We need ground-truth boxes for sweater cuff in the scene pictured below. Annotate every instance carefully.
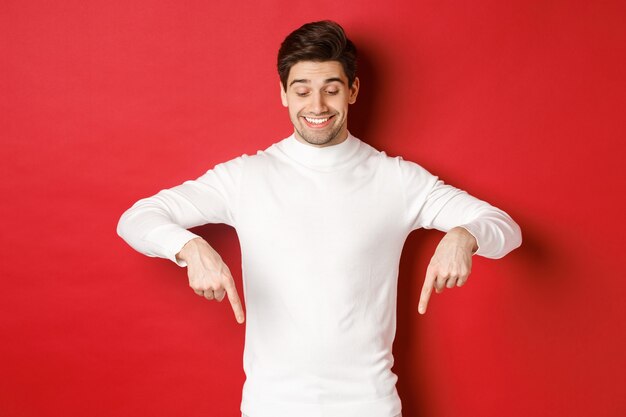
[143,224,199,267]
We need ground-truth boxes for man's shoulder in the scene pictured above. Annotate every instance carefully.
[208,136,289,170]
[354,138,439,187]
[356,138,425,168]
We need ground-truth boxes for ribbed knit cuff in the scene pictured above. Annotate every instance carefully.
[144,224,199,267]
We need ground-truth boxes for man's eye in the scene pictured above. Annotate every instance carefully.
[326,90,339,95]
[295,91,309,97]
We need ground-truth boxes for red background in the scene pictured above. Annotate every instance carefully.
[2,1,625,416]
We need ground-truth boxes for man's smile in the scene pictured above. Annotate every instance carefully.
[301,115,335,128]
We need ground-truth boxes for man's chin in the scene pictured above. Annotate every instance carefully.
[301,135,334,146]
[295,126,344,147]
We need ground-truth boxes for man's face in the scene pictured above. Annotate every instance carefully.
[281,60,359,147]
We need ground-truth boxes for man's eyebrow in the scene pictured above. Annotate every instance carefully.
[289,79,309,87]
[288,77,346,87]
[324,77,345,85]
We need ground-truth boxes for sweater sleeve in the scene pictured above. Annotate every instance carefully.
[116,155,245,266]
[398,157,522,259]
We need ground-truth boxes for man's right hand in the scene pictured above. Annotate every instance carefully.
[176,237,245,324]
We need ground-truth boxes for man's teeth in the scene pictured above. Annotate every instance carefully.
[305,117,329,124]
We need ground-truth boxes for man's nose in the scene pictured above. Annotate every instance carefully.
[309,92,328,114]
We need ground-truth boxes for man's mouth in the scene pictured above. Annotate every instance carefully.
[302,115,334,128]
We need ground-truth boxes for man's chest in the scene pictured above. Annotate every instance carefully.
[235,167,408,260]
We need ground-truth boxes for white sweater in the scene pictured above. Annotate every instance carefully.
[117,132,521,417]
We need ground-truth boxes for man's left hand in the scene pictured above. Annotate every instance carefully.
[418,227,478,314]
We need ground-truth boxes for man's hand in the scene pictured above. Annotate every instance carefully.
[176,237,245,324]
[418,227,478,315]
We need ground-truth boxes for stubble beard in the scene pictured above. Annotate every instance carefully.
[294,114,346,147]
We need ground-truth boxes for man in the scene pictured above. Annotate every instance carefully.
[117,20,521,417]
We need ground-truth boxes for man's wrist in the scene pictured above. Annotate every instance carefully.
[176,237,204,263]
[448,226,478,254]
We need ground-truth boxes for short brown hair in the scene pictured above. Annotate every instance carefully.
[277,20,357,91]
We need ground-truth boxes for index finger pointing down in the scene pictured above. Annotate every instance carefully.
[223,278,245,324]
[418,268,436,315]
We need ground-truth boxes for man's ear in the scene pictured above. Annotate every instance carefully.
[280,82,288,107]
[348,77,360,105]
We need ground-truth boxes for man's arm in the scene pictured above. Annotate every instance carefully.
[117,158,243,264]
[117,157,246,323]
[398,158,522,314]
[417,183,522,314]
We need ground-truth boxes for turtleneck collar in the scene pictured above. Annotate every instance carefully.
[277,131,361,171]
